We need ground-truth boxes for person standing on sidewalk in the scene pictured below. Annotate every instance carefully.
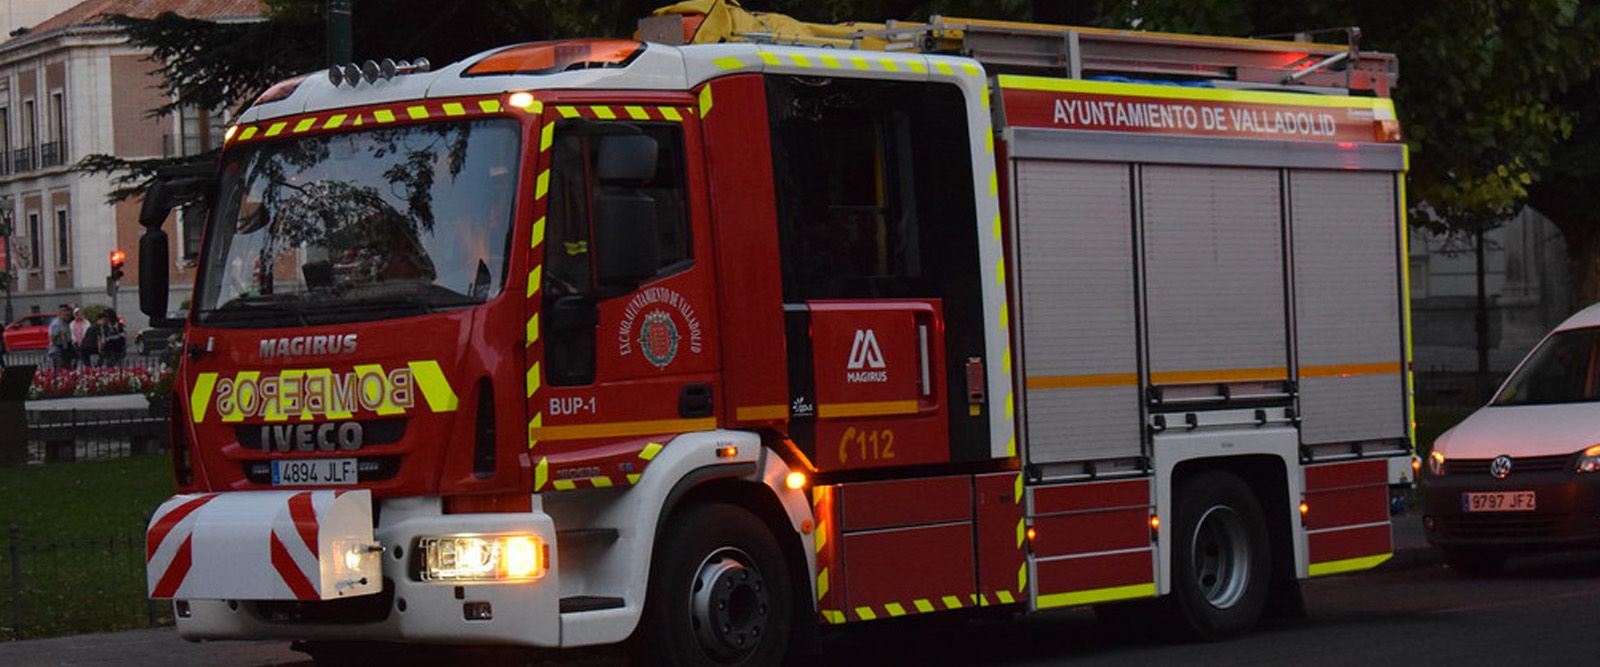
[69,308,90,368]
[95,310,127,368]
[47,304,75,369]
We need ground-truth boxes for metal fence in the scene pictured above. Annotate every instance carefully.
[1,350,166,372]
[20,409,168,465]
[2,524,169,641]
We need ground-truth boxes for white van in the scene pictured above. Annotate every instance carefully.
[1422,303,1600,574]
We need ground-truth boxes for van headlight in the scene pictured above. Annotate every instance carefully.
[1578,445,1600,474]
[418,534,547,582]
[1427,451,1447,476]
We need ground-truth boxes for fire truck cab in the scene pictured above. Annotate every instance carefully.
[139,2,1414,663]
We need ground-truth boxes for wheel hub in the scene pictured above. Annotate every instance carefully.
[690,547,770,661]
[1190,505,1250,609]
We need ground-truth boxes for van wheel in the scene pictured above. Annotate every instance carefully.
[1164,471,1271,641]
[635,503,792,666]
[1442,547,1508,577]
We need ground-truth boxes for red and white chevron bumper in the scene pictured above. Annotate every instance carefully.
[147,490,381,601]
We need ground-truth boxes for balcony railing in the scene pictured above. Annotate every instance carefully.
[11,147,34,173]
[39,141,64,168]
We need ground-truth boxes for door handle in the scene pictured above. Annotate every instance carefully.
[679,384,714,418]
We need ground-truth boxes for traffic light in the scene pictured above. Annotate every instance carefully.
[109,249,126,282]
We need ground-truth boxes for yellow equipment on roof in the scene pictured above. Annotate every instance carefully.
[649,0,900,48]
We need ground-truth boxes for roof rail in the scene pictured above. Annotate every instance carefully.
[643,1,1396,97]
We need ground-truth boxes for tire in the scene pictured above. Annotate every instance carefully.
[1442,547,1509,577]
[634,503,793,666]
[1163,470,1272,641]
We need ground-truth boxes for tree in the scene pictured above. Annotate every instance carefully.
[1095,0,1600,238]
[1529,73,1600,306]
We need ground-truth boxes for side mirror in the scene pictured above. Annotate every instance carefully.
[137,164,213,327]
[139,227,171,322]
[595,134,658,181]
[593,191,659,287]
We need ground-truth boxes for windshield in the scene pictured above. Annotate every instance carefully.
[1493,326,1600,406]
[196,118,521,326]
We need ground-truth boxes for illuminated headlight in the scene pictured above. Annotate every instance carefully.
[1577,445,1600,474]
[418,534,547,582]
[1427,451,1447,476]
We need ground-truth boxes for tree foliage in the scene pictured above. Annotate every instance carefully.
[1094,0,1600,234]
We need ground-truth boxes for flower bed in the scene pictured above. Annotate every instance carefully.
[28,367,167,400]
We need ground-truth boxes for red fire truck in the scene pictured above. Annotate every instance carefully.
[139,1,1415,663]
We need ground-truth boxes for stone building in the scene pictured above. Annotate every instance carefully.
[0,0,261,331]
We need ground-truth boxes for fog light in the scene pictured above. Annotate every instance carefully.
[419,534,547,582]
[463,601,493,620]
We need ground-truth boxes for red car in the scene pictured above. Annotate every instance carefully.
[3,313,55,352]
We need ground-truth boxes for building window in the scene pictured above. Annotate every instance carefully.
[43,91,65,167]
[54,208,69,267]
[21,99,33,148]
[0,107,10,176]
[27,212,40,269]
[179,204,204,260]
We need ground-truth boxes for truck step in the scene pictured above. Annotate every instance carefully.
[560,596,625,613]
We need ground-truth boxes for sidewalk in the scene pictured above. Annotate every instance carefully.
[0,627,305,667]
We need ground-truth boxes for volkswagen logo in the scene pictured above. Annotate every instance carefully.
[1489,455,1513,479]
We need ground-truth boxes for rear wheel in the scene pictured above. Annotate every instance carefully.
[1442,547,1509,577]
[635,503,793,666]
[1164,471,1271,641]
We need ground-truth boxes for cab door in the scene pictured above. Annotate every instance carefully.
[524,98,720,489]
[765,76,990,472]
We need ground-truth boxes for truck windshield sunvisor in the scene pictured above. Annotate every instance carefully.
[1493,326,1600,406]
[196,118,521,327]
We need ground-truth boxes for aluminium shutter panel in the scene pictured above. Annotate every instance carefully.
[1015,160,1143,463]
[1140,165,1288,381]
[1290,170,1406,444]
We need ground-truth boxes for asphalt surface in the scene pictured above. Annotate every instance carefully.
[4,548,1598,666]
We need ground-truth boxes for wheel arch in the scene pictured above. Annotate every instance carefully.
[1168,453,1303,616]
[640,445,819,654]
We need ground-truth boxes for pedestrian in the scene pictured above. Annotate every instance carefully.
[81,313,103,368]
[47,304,74,369]
[96,310,127,368]
[69,307,90,367]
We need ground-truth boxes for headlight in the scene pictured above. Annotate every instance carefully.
[418,534,547,582]
[1577,444,1600,474]
[1427,450,1446,476]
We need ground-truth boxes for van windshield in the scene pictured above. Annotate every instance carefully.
[1493,326,1600,406]
[195,119,520,327]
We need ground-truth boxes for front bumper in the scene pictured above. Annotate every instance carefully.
[1421,472,1600,550]
[171,496,562,647]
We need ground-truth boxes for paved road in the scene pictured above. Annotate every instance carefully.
[4,550,1597,666]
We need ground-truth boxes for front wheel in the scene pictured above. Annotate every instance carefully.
[1164,470,1272,641]
[635,503,793,666]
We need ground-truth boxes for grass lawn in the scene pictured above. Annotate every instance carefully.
[0,455,177,641]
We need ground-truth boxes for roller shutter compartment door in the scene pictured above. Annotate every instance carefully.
[1141,165,1287,383]
[1290,170,1406,445]
[1015,160,1142,464]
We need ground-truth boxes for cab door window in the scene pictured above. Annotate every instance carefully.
[543,120,691,386]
